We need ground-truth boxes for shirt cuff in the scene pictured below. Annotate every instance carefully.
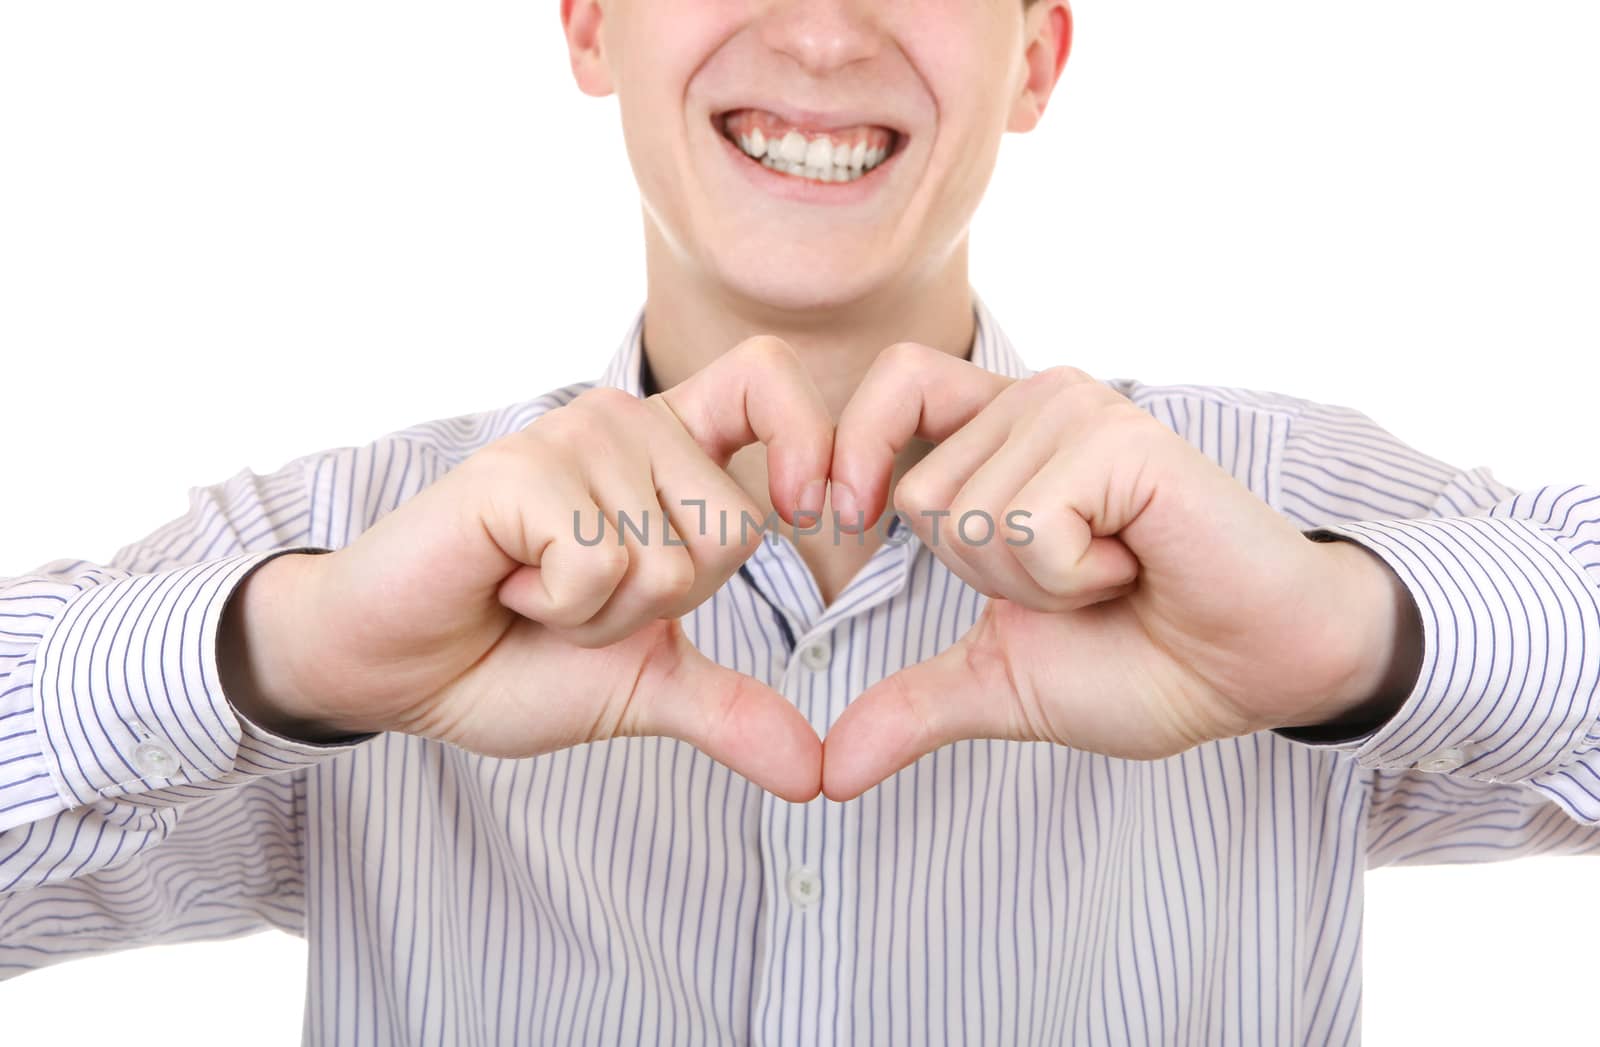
[30,547,369,810]
[1276,517,1600,784]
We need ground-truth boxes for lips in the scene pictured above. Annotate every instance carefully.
[714,107,905,167]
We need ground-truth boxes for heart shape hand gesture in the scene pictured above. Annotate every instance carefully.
[224,337,1414,804]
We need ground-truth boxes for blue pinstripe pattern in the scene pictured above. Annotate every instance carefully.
[2,294,1598,1044]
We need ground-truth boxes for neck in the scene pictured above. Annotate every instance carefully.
[639,230,977,419]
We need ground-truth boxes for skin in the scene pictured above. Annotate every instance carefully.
[220,0,1422,803]
[821,346,1420,799]
[221,340,838,802]
[561,0,1072,599]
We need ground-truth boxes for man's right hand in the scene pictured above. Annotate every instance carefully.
[220,337,833,801]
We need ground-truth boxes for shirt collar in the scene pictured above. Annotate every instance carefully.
[595,290,1033,398]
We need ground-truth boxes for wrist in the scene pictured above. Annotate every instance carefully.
[1279,536,1424,732]
[218,551,361,743]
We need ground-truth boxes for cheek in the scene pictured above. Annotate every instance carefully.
[608,42,708,210]
[916,83,1011,233]
[897,12,1018,157]
[607,0,729,108]
[915,28,1011,199]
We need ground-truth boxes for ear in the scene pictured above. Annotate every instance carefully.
[1007,0,1073,134]
[561,0,614,97]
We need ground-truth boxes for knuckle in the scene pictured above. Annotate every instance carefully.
[1028,364,1093,395]
[473,432,522,468]
[950,501,990,537]
[736,335,799,372]
[1041,376,1142,434]
[1097,399,1153,434]
[641,391,685,431]
[552,394,648,452]
[471,431,547,482]
[553,541,628,598]
[531,547,628,628]
[1001,496,1039,526]
[894,471,939,514]
[637,550,696,603]
[578,385,643,414]
[1057,363,1096,384]
[1024,366,1069,393]
[579,388,649,435]
[879,340,929,372]
[586,541,632,585]
[536,404,608,450]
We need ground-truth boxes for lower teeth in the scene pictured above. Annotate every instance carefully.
[756,154,872,183]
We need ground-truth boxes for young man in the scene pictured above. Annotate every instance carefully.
[3,0,1598,1043]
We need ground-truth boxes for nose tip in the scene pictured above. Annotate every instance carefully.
[758,0,880,77]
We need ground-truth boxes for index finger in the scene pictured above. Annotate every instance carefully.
[830,342,1014,531]
[654,336,834,526]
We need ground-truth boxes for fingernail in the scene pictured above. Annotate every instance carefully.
[798,479,827,519]
[831,481,862,532]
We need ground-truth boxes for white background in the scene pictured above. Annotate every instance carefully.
[1,0,1596,1042]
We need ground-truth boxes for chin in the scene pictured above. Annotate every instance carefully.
[707,247,893,316]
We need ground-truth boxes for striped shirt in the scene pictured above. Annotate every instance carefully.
[3,294,1600,1045]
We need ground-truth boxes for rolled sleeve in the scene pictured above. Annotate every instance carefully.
[1291,515,1600,793]
[29,546,365,811]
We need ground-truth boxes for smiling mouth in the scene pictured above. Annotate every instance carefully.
[716,109,903,185]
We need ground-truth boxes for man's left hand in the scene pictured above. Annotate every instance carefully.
[821,344,1422,801]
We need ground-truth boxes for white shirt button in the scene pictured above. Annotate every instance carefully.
[798,639,832,672]
[786,864,821,909]
[133,740,180,777]
[1416,747,1467,773]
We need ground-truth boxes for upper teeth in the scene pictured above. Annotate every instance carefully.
[733,128,889,182]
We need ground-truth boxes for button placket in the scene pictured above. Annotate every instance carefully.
[786,864,822,910]
[798,637,832,672]
[743,517,918,1040]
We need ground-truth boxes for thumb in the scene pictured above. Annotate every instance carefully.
[626,626,822,803]
[822,629,1015,802]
